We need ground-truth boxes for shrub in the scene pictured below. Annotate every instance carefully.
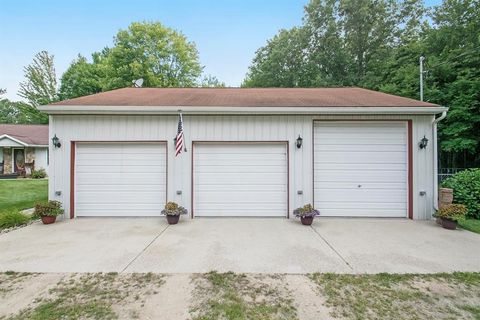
[293,203,320,218]
[161,201,187,216]
[31,169,47,179]
[0,211,30,230]
[442,169,480,219]
[34,200,64,217]
[436,204,468,221]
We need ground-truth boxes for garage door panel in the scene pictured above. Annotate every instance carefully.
[195,209,284,217]
[194,143,287,217]
[195,153,285,162]
[75,192,165,203]
[77,154,166,165]
[314,181,406,190]
[197,184,286,192]
[316,189,407,202]
[196,173,285,185]
[77,144,166,153]
[314,144,406,152]
[315,208,407,217]
[314,163,406,171]
[77,173,166,185]
[315,152,406,164]
[195,165,286,173]
[77,183,165,190]
[315,170,406,182]
[314,122,407,218]
[314,201,407,210]
[76,165,166,173]
[75,143,167,217]
[195,191,286,203]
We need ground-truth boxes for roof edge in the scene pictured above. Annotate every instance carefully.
[39,105,448,115]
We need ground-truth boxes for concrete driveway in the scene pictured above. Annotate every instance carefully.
[0,218,479,273]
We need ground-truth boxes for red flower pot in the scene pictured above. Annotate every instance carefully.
[300,216,314,226]
[41,216,57,225]
[166,215,180,225]
[441,218,457,230]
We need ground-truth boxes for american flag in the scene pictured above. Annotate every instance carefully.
[175,113,185,156]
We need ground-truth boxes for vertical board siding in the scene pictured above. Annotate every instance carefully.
[50,114,436,220]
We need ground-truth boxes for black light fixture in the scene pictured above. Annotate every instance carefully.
[52,134,61,148]
[419,135,428,149]
[296,135,303,149]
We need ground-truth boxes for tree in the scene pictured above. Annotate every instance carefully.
[59,22,209,99]
[199,75,226,87]
[59,53,105,100]
[0,89,39,124]
[19,51,58,107]
[102,22,202,90]
[244,0,427,87]
[243,27,308,87]
[425,0,480,167]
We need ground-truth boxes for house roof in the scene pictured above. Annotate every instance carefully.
[48,87,440,108]
[0,124,49,146]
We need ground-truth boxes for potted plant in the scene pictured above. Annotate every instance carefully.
[432,212,442,225]
[436,204,467,230]
[161,201,188,225]
[293,204,320,226]
[34,201,64,225]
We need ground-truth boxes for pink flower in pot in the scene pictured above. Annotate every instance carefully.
[161,201,188,225]
[293,204,320,226]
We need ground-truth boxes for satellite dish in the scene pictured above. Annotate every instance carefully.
[132,78,144,88]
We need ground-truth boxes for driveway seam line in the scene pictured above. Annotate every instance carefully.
[309,226,353,270]
[120,224,170,273]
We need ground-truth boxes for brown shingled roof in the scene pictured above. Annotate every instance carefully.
[0,124,49,146]
[49,87,439,108]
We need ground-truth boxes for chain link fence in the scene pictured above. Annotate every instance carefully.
[438,168,467,183]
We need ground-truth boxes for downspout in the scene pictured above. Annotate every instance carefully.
[433,110,447,211]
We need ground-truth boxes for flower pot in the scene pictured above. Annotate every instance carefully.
[41,216,56,225]
[300,216,314,226]
[436,217,442,225]
[166,215,180,225]
[441,218,457,230]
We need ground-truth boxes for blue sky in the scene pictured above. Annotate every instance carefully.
[0,0,441,100]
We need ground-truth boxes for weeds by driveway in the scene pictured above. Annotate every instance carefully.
[1,271,479,319]
[310,272,480,320]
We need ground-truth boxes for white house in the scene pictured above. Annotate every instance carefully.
[39,87,447,220]
[0,124,49,176]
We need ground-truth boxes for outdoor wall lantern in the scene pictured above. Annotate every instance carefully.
[52,134,61,148]
[419,135,429,149]
[296,135,303,149]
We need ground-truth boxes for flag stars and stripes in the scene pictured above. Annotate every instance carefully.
[175,113,185,156]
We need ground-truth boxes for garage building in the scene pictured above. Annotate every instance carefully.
[40,87,447,219]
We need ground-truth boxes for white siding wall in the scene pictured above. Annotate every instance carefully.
[34,148,48,173]
[49,114,436,220]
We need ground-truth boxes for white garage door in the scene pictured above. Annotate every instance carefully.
[75,142,167,217]
[194,143,288,217]
[314,122,408,217]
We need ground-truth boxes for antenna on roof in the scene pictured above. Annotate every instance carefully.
[132,78,144,88]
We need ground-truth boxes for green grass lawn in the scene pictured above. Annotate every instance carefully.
[459,218,480,234]
[0,179,48,213]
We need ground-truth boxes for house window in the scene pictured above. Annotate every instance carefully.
[0,147,3,163]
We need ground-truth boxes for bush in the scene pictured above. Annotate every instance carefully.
[0,211,30,230]
[34,200,64,217]
[31,169,47,179]
[436,204,467,221]
[442,169,480,219]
